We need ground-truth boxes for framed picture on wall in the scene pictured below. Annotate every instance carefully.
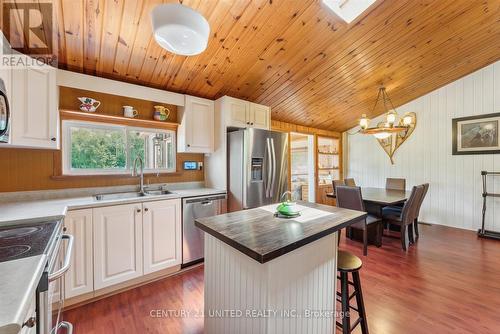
[452,112,500,155]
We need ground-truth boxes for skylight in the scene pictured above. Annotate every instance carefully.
[322,0,376,23]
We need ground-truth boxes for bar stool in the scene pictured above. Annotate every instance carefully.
[336,250,369,334]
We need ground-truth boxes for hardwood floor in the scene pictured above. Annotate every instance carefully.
[64,224,500,333]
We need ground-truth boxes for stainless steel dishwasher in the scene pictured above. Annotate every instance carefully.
[182,193,227,266]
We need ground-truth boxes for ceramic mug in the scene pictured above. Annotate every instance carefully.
[123,106,138,118]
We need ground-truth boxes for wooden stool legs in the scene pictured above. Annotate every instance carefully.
[352,271,369,334]
[340,271,351,333]
[337,271,369,334]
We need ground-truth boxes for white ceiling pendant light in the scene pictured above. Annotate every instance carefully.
[151,3,210,56]
[322,0,376,23]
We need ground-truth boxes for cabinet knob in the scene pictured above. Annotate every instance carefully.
[250,122,254,125]
[246,122,249,125]
[23,317,36,328]
[187,144,191,147]
[51,137,56,141]
[144,208,149,212]
[136,209,141,213]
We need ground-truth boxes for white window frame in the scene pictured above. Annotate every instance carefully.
[62,120,176,175]
[126,126,177,174]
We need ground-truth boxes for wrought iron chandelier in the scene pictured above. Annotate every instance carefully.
[358,87,416,139]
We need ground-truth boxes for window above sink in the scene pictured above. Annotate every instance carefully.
[62,120,176,175]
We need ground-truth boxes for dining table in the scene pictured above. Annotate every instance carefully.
[327,187,412,244]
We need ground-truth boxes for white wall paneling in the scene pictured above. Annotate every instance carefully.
[346,61,500,231]
[204,233,337,334]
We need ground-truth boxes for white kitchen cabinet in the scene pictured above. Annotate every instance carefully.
[225,96,249,128]
[177,95,214,153]
[10,56,58,149]
[249,102,270,129]
[64,209,93,298]
[222,96,270,130]
[93,203,143,290]
[142,199,182,274]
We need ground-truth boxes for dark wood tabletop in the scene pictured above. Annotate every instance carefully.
[327,187,411,206]
[195,201,367,264]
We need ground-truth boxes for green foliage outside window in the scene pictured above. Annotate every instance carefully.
[70,127,126,169]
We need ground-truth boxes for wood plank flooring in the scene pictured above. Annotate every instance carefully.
[64,224,500,333]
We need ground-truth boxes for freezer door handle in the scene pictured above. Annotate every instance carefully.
[270,138,277,196]
[265,138,272,198]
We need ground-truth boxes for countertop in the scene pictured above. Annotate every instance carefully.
[0,255,46,334]
[0,185,225,334]
[195,201,366,263]
[0,187,225,226]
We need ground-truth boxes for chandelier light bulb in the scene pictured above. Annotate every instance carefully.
[403,114,412,126]
[386,110,396,124]
[359,114,369,129]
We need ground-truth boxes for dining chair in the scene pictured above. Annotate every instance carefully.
[336,186,382,256]
[332,179,345,196]
[386,178,406,191]
[344,178,357,187]
[413,183,429,239]
[382,185,424,251]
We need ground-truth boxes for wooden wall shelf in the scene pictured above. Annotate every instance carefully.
[60,109,179,131]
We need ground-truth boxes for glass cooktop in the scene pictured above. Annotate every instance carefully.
[0,221,59,263]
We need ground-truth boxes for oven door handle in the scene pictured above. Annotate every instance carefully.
[49,234,74,282]
[56,321,73,334]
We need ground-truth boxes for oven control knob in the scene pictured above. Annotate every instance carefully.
[23,317,36,328]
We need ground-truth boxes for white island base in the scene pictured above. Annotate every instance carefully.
[203,233,338,334]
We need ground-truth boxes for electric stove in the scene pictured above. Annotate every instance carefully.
[0,221,60,263]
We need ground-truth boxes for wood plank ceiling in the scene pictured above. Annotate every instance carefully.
[44,1,500,131]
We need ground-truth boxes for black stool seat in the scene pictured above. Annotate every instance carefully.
[337,250,369,334]
[338,250,362,272]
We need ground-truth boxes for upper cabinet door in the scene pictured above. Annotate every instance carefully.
[142,199,182,274]
[178,95,214,153]
[64,209,93,299]
[226,97,249,128]
[93,203,143,290]
[249,103,270,130]
[11,60,58,149]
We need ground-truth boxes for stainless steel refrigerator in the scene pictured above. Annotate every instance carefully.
[227,128,289,211]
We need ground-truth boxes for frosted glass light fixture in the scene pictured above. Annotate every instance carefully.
[322,0,377,23]
[151,4,210,56]
[373,132,391,140]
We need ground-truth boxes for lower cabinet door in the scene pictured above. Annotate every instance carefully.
[143,199,182,274]
[64,209,93,298]
[93,203,143,290]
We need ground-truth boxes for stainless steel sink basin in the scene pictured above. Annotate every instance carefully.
[144,189,173,196]
[94,192,148,201]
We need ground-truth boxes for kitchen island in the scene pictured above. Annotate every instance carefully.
[195,201,366,334]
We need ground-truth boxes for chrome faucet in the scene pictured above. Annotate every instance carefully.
[132,156,145,194]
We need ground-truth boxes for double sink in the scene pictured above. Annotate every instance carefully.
[94,189,174,201]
